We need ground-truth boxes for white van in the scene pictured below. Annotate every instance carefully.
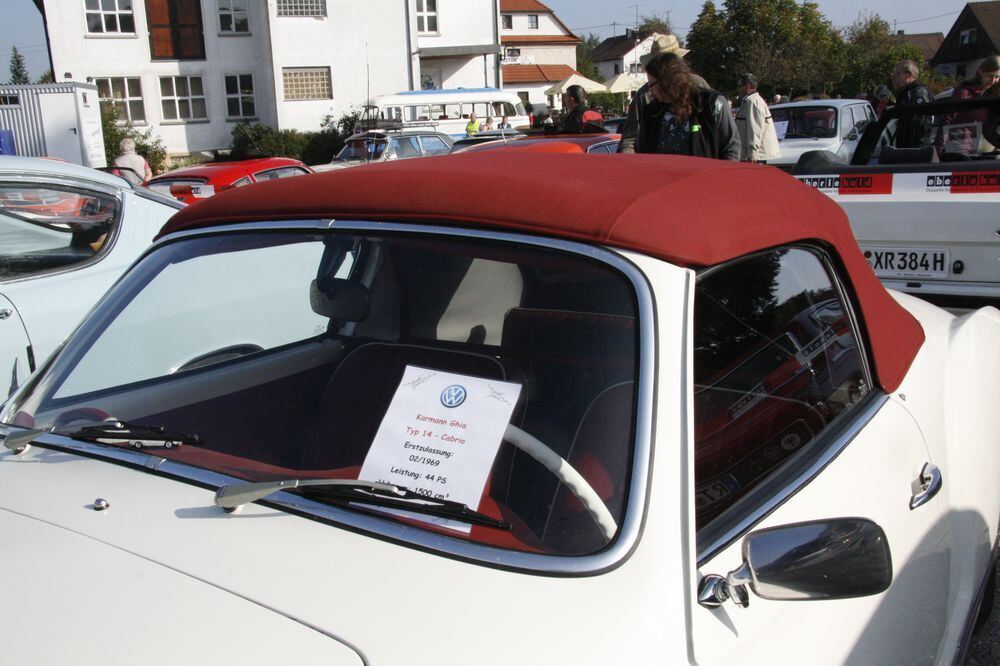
[366,88,530,138]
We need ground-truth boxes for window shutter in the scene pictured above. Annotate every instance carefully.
[146,0,205,60]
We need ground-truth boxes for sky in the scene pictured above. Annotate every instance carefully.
[0,0,971,80]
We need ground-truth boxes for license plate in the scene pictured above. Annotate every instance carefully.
[861,247,950,279]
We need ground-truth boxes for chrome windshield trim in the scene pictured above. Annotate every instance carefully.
[696,391,889,565]
[31,220,658,577]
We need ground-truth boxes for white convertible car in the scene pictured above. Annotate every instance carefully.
[1,153,998,664]
[0,157,182,398]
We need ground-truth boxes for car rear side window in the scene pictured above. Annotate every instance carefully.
[693,246,870,531]
[0,184,119,280]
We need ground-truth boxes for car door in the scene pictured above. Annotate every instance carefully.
[688,246,952,665]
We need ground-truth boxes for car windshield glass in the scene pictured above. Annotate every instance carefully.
[5,230,640,557]
[0,185,119,280]
[772,106,838,139]
[336,138,387,161]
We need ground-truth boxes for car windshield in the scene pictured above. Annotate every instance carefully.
[5,230,639,557]
[0,185,119,280]
[336,138,388,161]
[772,106,838,139]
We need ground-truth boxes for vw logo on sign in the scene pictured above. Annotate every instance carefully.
[441,385,467,408]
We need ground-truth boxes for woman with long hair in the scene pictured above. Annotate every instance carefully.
[618,52,739,160]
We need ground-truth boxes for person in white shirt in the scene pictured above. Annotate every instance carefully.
[735,73,780,164]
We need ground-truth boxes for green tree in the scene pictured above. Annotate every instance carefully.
[35,69,54,84]
[576,33,604,82]
[8,46,29,84]
[638,14,672,35]
[687,0,845,96]
[840,13,925,98]
[101,104,167,175]
[686,1,729,88]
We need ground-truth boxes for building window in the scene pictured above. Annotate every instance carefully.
[282,67,332,100]
[225,74,255,117]
[85,0,136,34]
[501,14,512,30]
[219,0,249,32]
[276,0,327,17]
[147,0,206,60]
[159,75,207,120]
[0,95,20,106]
[614,63,622,74]
[416,0,438,33]
[95,76,145,122]
[528,14,538,29]
[957,64,967,79]
[960,28,977,45]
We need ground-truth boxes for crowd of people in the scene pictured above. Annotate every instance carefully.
[502,33,1000,164]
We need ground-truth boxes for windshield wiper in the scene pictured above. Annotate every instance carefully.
[214,478,511,531]
[62,421,200,450]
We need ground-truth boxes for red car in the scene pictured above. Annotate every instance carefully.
[145,157,313,205]
[453,132,621,155]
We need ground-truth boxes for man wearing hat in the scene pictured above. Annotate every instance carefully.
[618,33,710,153]
[734,73,779,163]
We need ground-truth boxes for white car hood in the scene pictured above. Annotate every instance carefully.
[310,160,369,173]
[0,443,648,665]
[0,507,363,665]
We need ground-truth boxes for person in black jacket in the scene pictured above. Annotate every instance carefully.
[559,85,589,133]
[617,52,739,160]
[890,59,933,148]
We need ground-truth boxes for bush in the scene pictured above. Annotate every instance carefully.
[100,104,167,174]
[231,109,361,166]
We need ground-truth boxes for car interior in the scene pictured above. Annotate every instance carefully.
[19,231,640,557]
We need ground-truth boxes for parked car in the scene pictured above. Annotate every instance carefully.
[793,95,1000,310]
[146,156,312,204]
[2,152,999,665]
[768,98,876,171]
[452,132,621,154]
[448,128,524,152]
[312,129,454,172]
[602,116,627,134]
[0,156,182,400]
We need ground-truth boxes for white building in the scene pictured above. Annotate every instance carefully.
[590,30,658,82]
[497,0,580,111]
[416,0,501,90]
[39,0,500,158]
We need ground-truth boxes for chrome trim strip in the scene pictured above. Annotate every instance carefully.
[696,392,889,565]
[31,220,658,576]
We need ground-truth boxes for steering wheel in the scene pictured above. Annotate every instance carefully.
[502,424,617,541]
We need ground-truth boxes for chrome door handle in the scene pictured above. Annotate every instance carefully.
[0,309,11,320]
[910,462,942,510]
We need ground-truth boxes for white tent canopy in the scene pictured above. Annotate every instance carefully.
[604,73,645,94]
[544,73,608,96]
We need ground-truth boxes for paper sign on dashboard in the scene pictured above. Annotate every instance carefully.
[359,365,522,533]
[774,120,789,141]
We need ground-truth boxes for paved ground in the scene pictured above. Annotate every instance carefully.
[966,566,1000,664]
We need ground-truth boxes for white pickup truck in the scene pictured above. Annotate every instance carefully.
[793,95,1000,310]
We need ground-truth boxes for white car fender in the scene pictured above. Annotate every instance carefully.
[943,305,1000,525]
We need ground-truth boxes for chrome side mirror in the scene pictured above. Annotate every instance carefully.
[698,518,892,609]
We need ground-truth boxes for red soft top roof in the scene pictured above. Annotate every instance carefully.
[160,152,923,392]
